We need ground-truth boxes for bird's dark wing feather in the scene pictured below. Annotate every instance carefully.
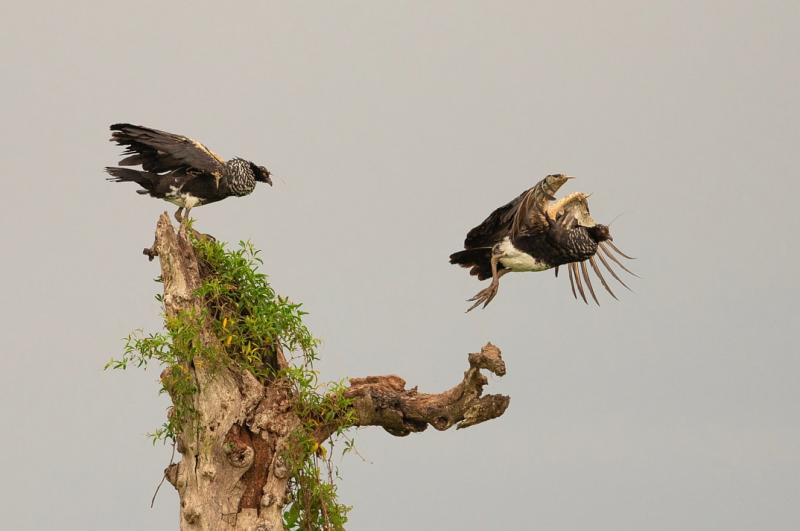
[464,174,571,248]
[463,190,527,248]
[110,123,225,176]
[510,175,570,239]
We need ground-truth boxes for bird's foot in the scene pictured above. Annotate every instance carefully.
[466,281,500,312]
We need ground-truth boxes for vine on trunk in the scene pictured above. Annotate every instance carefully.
[107,233,352,530]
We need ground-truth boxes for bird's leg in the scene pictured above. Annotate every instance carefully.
[177,207,192,231]
[466,252,508,312]
[174,207,184,223]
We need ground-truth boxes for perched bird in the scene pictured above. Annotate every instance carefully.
[449,174,636,311]
[106,123,272,222]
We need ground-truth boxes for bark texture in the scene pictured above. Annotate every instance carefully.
[149,214,510,531]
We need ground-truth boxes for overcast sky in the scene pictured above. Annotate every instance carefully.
[1,1,798,530]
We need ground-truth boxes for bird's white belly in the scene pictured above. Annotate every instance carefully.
[498,237,551,272]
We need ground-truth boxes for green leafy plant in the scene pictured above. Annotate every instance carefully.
[106,236,355,530]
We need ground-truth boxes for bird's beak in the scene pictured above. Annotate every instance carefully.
[565,175,575,180]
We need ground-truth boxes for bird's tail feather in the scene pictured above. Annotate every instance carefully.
[449,248,494,280]
[105,166,158,192]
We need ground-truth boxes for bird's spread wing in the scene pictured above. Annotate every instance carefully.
[509,174,572,239]
[463,191,526,248]
[547,192,597,230]
[110,123,225,176]
[464,174,572,248]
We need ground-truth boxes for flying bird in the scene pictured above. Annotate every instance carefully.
[449,174,636,311]
[106,123,272,222]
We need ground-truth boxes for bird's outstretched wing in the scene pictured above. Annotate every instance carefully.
[464,174,572,248]
[463,190,526,248]
[547,192,597,230]
[110,123,225,176]
[509,174,573,239]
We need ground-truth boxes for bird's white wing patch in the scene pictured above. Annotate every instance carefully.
[165,193,202,208]
[181,194,202,208]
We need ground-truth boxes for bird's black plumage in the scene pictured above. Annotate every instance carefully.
[106,123,272,221]
[450,174,635,311]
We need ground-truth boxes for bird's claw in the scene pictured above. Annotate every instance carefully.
[466,282,499,312]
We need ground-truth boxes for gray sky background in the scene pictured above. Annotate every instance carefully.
[1,1,798,530]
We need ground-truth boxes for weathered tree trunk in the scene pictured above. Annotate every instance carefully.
[148,214,510,531]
